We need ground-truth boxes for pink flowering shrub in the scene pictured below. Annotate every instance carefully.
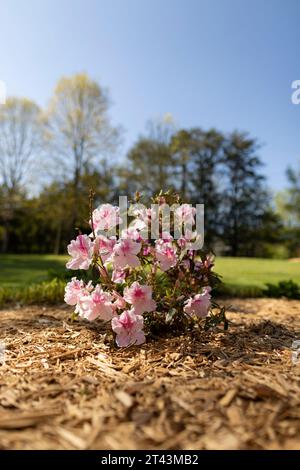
[64,191,226,348]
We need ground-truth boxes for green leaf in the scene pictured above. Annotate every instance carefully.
[166,308,177,323]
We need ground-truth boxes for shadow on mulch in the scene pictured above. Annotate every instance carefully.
[214,320,298,363]
[132,319,299,366]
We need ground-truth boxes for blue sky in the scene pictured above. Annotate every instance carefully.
[1,0,300,191]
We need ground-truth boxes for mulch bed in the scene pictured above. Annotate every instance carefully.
[0,298,300,450]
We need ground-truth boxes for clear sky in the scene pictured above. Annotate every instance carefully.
[1,0,300,191]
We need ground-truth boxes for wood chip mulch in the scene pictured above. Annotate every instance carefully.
[0,298,299,450]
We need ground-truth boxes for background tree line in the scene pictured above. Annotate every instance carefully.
[0,73,299,257]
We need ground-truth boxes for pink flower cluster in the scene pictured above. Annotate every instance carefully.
[183,287,211,317]
[65,278,155,347]
[65,200,214,348]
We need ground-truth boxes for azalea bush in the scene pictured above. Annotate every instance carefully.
[64,191,227,347]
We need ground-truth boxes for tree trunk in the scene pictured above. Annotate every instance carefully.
[54,221,62,254]
[69,166,80,239]
[231,216,239,256]
[1,220,9,253]
[181,162,187,199]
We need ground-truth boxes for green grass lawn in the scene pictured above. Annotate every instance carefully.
[0,254,68,288]
[215,257,300,289]
[0,254,299,291]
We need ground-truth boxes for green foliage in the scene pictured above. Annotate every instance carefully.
[171,128,224,246]
[258,243,290,260]
[0,73,298,258]
[285,164,300,226]
[0,166,118,254]
[273,163,300,258]
[263,280,300,300]
[21,278,66,304]
[2,255,300,303]
[120,118,175,198]
[220,132,273,256]
[215,283,264,298]
[0,279,65,307]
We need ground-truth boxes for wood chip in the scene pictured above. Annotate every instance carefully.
[0,299,300,449]
[114,390,133,408]
[219,389,237,407]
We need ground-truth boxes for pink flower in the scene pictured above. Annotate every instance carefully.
[94,235,116,264]
[143,245,151,256]
[183,287,211,318]
[160,231,173,243]
[66,235,93,270]
[64,277,93,305]
[91,204,121,233]
[177,229,196,249]
[111,310,145,347]
[123,281,156,315]
[111,238,141,269]
[175,204,196,226]
[112,294,127,310]
[154,232,173,249]
[121,227,143,242]
[131,207,157,231]
[80,285,114,321]
[112,268,126,284]
[155,242,177,271]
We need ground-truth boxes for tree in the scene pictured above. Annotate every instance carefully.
[0,97,42,252]
[122,116,175,198]
[220,131,270,256]
[3,162,117,255]
[275,163,300,257]
[45,73,120,235]
[171,128,224,246]
[284,163,300,225]
[36,163,117,254]
[170,129,192,199]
